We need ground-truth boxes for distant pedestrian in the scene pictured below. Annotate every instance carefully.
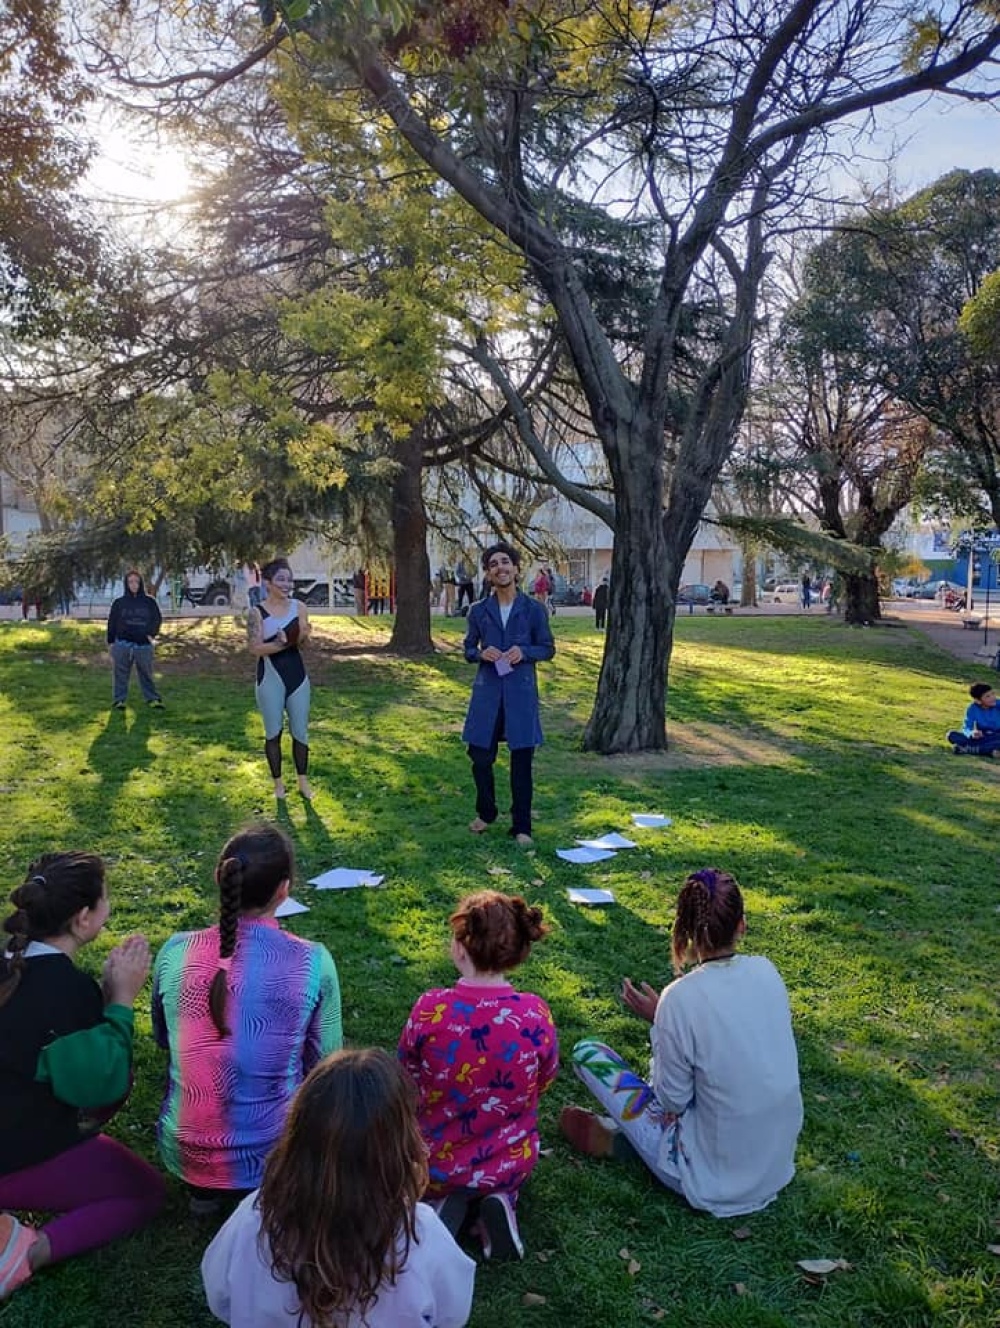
[455,558,475,612]
[352,568,366,616]
[107,571,163,709]
[800,574,812,610]
[593,574,609,630]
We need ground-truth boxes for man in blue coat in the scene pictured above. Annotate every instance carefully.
[462,542,555,845]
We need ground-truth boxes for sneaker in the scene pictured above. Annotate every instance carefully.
[430,1192,470,1239]
[112,700,126,710]
[0,1214,37,1298]
[148,699,165,709]
[559,1105,633,1160]
[477,1192,524,1261]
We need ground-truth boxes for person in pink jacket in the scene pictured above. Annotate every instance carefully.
[398,890,558,1261]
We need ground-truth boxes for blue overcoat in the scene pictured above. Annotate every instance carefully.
[461,591,555,750]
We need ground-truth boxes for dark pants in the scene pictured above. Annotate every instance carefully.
[468,707,535,836]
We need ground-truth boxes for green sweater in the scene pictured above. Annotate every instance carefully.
[0,950,135,1173]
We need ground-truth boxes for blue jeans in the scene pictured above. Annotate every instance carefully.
[111,641,160,703]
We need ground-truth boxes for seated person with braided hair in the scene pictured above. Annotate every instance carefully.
[152,823,342,1215]
[560,868,802,1218]
[0,853,164,1301]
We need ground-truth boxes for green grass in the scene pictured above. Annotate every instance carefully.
[0,612,997,1327]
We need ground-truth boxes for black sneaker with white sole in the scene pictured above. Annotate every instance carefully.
[477,1192,524,1261]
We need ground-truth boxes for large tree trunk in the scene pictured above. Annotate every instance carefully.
[843,571,882,625]
[387,427,433,656]
[583,429,671,752]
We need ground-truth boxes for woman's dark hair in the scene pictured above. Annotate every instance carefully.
[970,682,994,700]
[451,890,549,973]
[481,541,520,571]
[258,1048,427,1326]
[671,868,744,973]
[209,823,293,1036]
[261,557,292,584]
[0,852,106,1008]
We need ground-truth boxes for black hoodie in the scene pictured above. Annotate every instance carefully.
[107,573,162,645]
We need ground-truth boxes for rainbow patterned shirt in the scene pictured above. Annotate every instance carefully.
[152,917,341,1189]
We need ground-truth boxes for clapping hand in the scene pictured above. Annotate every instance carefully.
[102,935,151,1008]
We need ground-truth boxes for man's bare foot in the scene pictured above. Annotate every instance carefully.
[514,833,533,847]
[298,776,314,799]
[274,780,287,799]
[469,817,490,834]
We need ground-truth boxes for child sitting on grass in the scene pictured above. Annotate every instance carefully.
[398,891,558,1260]
[0,853,164,1300]
[945,682,1000,757]
[561,867,802,1218]
[201,1048,474,1328]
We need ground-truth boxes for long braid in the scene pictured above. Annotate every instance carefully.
[208,856,245,1037]
[0,895,33,1008]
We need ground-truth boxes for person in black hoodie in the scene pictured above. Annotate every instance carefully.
[106,571,163,709]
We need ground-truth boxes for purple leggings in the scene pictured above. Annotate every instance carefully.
[0,1135,165,1263]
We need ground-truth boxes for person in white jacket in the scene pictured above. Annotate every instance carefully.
[202,1048,475,1328]
[561,867,802,1218]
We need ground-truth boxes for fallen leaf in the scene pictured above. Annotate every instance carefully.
[487,866,512,877]
[986,1244,1000,1256]
[813,1093,829,1102]
[522,1292,547,1307]
[627,1258,641,1276]
[531,878,545,887]
[732,1226,752,1241]
[796,1258,851,1276]
[732,1282,748,1295]
[535,1250,554,1263]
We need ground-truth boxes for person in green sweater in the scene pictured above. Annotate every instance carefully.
[0,853,165,1301]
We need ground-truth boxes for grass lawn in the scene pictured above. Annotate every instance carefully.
[0,611,997,1328]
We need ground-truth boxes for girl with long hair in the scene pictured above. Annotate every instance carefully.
[561,868,802,1218]
[0,853,164,1299]
[398,890,558,1261]
[202,1048,475,1328]
[152,823,341,1213]
[247,556,313,799]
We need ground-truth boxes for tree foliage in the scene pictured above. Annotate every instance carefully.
[97,0,1000,750]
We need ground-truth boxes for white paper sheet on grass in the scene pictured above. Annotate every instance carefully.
[576,833,637,850]
[631,813,673,829]
[556,846,617,864]
[275,896,310,917]
[308,867,385,890]
[567,887,616,905]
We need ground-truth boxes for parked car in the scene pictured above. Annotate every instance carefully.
[913,578,964,601]
[548,573,583,606]
[181,577,233,607]
[891,577,922,597]
[677,583,712,605]
[293,577,330,607]
[768,582,802,604]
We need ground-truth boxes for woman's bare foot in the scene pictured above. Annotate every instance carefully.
[298,776,314,799]
[469,817,490,834]
[274,780,287,799]
[514,833,533,847]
